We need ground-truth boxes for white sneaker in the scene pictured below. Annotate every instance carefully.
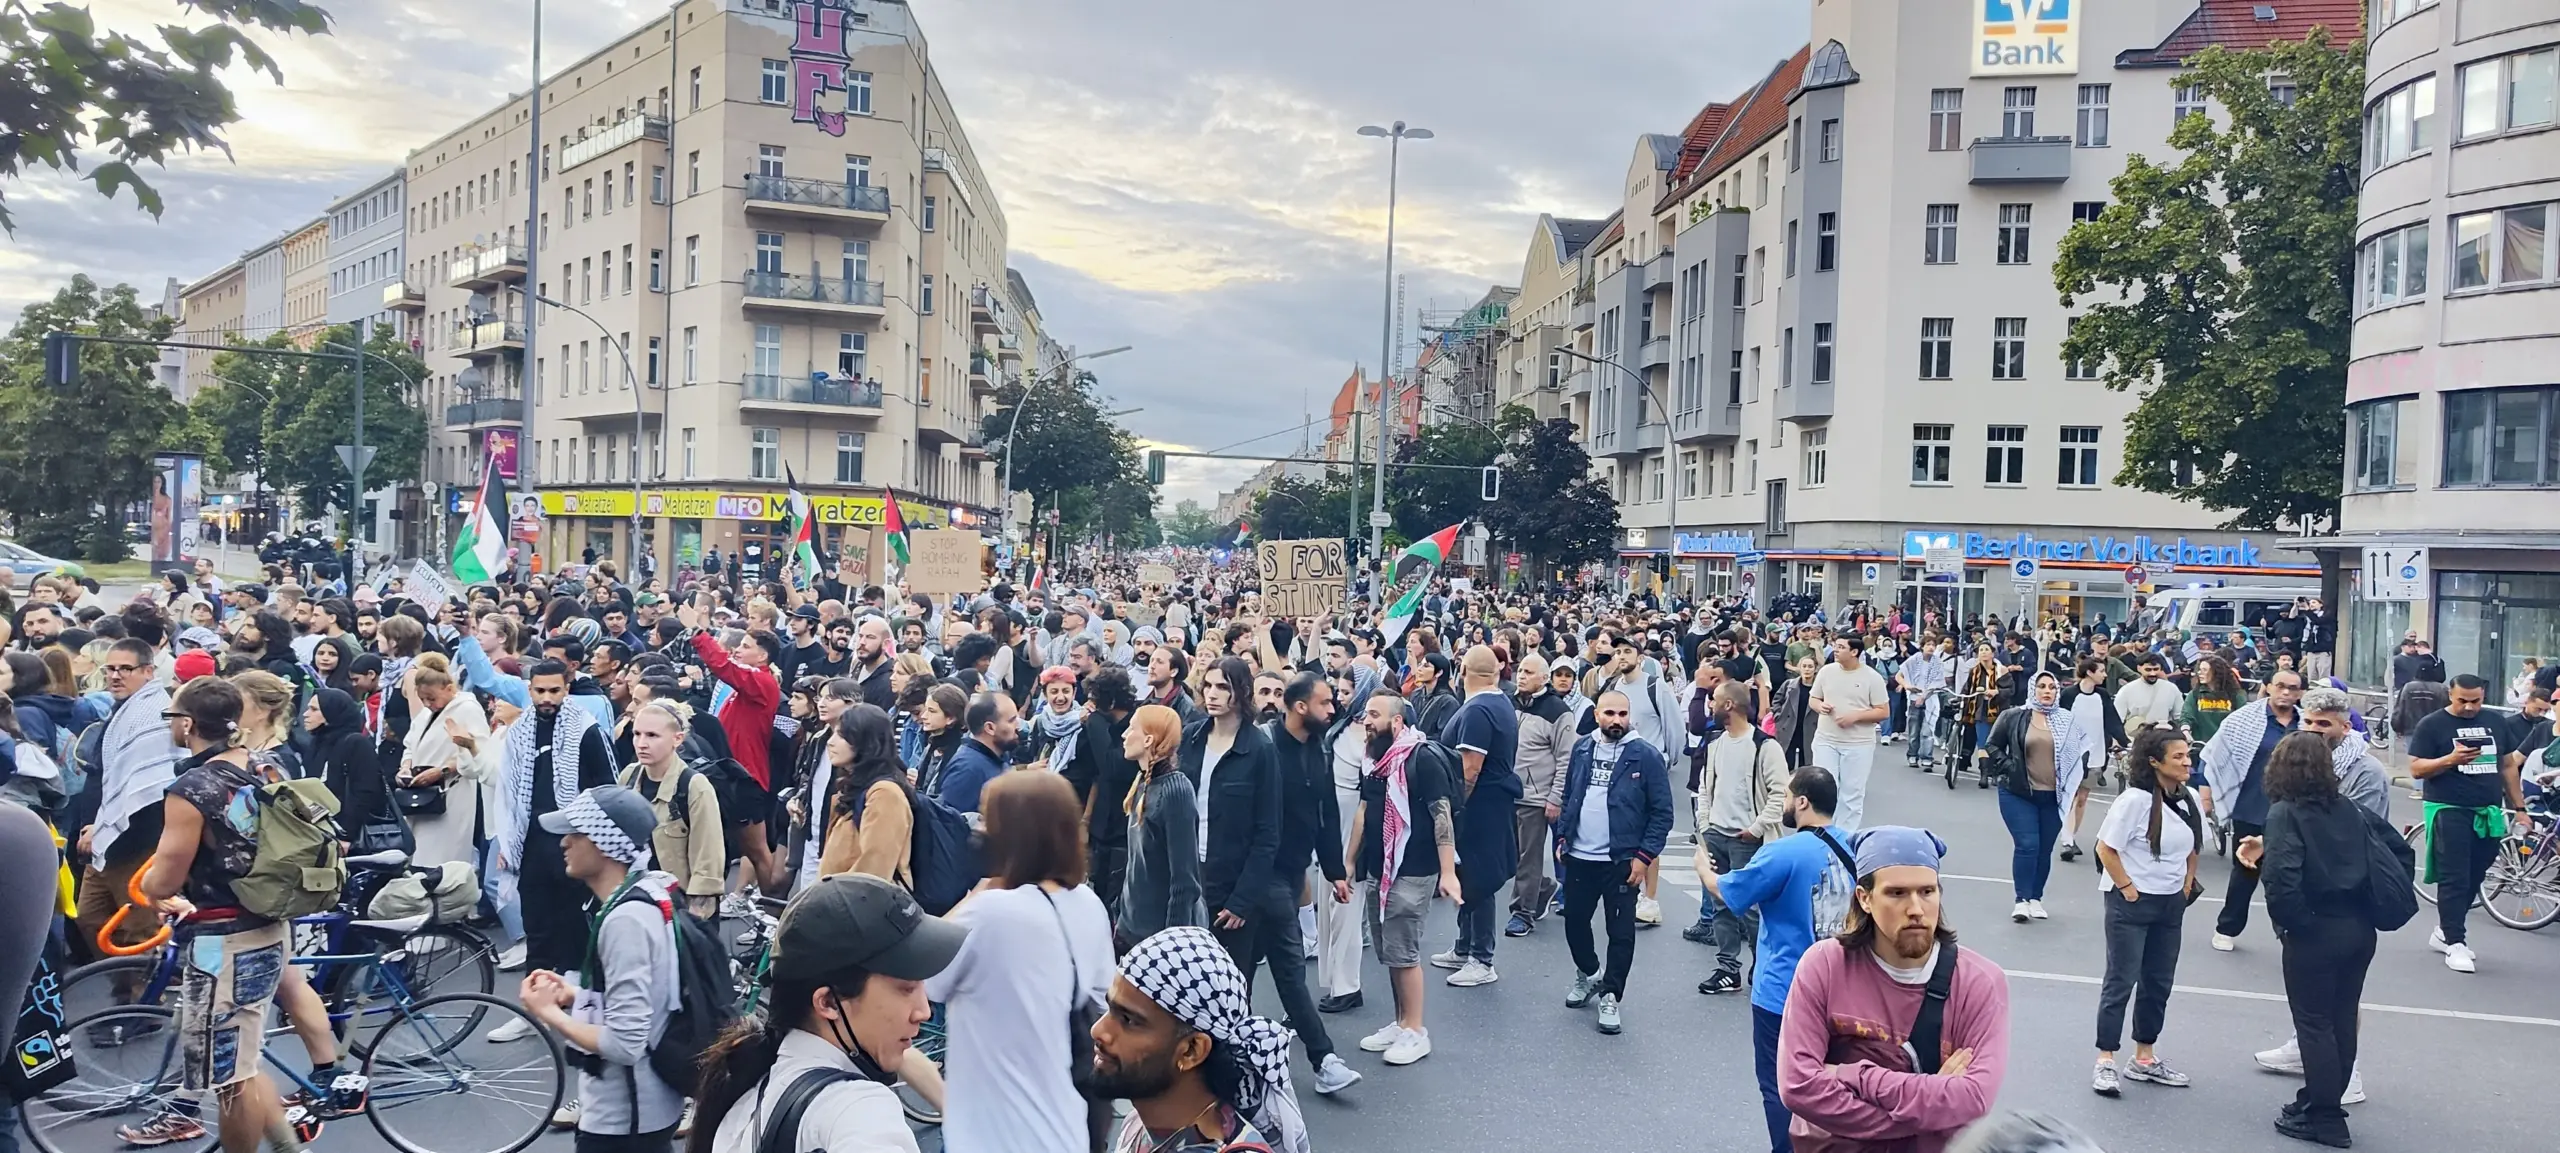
[487,1015,538,1043]
[548,1101,581,1130]
[495,942,528,972]
[2444,942,2477,973]
[1358,1022,1404,1052]
[1310,1053,1362,1095]
[2211,933,2237,952]
[2026,900,2049,920]
[2341,1066,2366,1105]
[2254,1036,2304,1075]
[1445,960,1499,987]
[1635,896,1663,925]
[2426,928,2451,953]
[2012,902,2031,923]
[1426,949,1465,970]
[1382,1026,1431,1066]
[673,1100,696,1138]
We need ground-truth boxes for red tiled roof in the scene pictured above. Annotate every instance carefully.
[1669,102,1735,184]
[2119,0,2364,67]
[1658,45,1812,213]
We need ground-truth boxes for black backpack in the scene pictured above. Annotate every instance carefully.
[609,883,740,1101]
[2355,808,2420,931]
[679,730,763,862]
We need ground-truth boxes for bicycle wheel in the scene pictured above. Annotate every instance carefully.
[2404,823,2479,907]
[358,992,565,1153]
[20,1004,215,1153]
[56,953,171,1023]
[2481,841,2560,931]
[331,925,497,1057]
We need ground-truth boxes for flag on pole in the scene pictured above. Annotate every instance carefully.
[452,456,509,585]
[881,486,912,566]
[781,465,820,587]
[1378,522,1462,647]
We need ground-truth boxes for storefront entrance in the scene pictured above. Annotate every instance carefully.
[2435,572,2560,690]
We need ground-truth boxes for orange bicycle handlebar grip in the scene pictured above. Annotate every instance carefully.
[98,867,172,957]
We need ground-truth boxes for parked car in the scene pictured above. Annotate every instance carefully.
[0,540,70,579]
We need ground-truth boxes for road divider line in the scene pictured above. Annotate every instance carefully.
[2003,969,2560,1029]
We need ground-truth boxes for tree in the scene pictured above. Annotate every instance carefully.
[2055,30,2363,598]
[0,1,335,233]
[1252,474,1358,543]
[230,325,428,530]
[1483,404,1617,578]
[1159,499,1224,547]
[1386,419,1500,541]
[0,275,193,559]
[983,368,1153,547]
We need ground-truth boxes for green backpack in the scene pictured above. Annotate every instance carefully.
[231,778,350,921]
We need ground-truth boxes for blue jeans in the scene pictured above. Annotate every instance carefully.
[481,838,525,945]
[1753,1005,1793,1152]
[1454,893,1499,965]
[1997,788,2063,901]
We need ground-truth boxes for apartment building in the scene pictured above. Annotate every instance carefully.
[327,171,411,343]
[399,0,1040,573]
[175,261,246,402]
[1415,287,1516,430]
[1494,216,1609,423]
[2299,0,2560,687]
[280,217,330,346]
[1524,0,2355,621]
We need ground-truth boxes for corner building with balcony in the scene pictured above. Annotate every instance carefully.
[408,0,1030,574]
[1541,0,2360,621]
[2295,0,2560,689]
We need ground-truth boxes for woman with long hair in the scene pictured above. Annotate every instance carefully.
[1958,642,2005,773]
[2090,726,2203,1097]
[394,653,494,869]
[1117,703,1204,951]
[911,683,969,797]
[227,668,304,782]
[2183,655,2246,812]
[819,705,915,887]
[924,771,1117,1153]
[305,634,356,695]
[1986,671,2092,923]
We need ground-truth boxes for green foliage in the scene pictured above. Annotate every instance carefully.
[1387,419,1500,542]
[0,275,192,559]
[983,368,1154,545]
[1159,499,1226,547]
[1252,474,1359,544]
[1479,404,1616,575]
[2054,31,2363,532]
[0,1,335,233]
[217,325,428,528]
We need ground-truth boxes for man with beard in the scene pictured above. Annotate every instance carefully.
[935,692,1018,816]
[540,636,617,728]
[1548,689,1673,1035]
[800,617,853,683]
[485,661,620,1044]
[1506,654,1572,938]
[1091,926,1310,1153]
[1689,681,1793,996]
[1252,670,1288,725]
[1346,686,1459,1068]
[1774,825,2009,1152]
[1255,671,1359,1095]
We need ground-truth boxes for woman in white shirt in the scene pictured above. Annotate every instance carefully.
[394,653,495,869]
[924,770,1117,1153]
[2091,726,2203,1097]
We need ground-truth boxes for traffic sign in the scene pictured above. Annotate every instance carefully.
[2360,545,2428,601]
[2008,557,2041,588]
[2123,564,2148,586]
[1922,545,1963,579]
[334,444,377,478]
[1860,562,1882,585]
[1369,511,1394,529]
[1735,551,1766,566]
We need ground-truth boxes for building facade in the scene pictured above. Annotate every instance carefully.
[2308,0,2560,687]
[1523,0,2356,622]
[1494,215,1607,423]
[279,217,330,346]
[327,171,411,341]
[176,261,247,403]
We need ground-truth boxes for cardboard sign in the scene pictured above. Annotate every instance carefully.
[833,527,882,587]
[1137,563,1176,588]
[1118,601,1161,629]
[408,563,460,609]
[1255,538,1347,618]
[904,528,985,595]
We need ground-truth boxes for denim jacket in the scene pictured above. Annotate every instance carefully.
[1551,734,1675,866]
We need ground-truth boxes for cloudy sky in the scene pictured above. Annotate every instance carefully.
[0,0,1807,509]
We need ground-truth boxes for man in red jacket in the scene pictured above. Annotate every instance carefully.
[680,598,783,892]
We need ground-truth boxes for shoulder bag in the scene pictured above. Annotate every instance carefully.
[393,706,451,816]
[1899,943,1962,1075]
[1043,888,1112,1153]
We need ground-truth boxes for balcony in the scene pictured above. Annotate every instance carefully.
[560,116,667,174]
[916,417,967,447]
[741,373,886,414]
[968,353,996,393]
[1570,298,1595,331]
[1638,335,1672,370]
[1675,402,1743,442]
[381,280,425,312]
[1565,367,1593,396]
[1642,249,1674,292]
[444,397,523,430]
[453,318,526,359]
[741,270,887,319]
[994,331,1022,364]
[969,283,1009,334]
[1774,378,1834,423]
[743,174,891,225]
[960,437,993,462]
[1600,421,1667,460]
[1968,135,2073,184]
[447,244,528,291]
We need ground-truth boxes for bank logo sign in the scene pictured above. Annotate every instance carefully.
[1973,0,2078,77]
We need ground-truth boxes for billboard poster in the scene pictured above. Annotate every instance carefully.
[150,452,205,572]
[1971,0,2078,77]
[485,428,521,480]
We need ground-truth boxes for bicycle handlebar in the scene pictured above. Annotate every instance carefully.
[98,867,173,957]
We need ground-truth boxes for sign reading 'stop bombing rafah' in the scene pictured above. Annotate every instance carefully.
[1972,0,2078,77]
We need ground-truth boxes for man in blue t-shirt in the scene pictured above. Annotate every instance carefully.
[1700,766,1856,1153]
[1434,647,1520,987]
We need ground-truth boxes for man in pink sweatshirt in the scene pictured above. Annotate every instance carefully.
[1778,826,2009,1153]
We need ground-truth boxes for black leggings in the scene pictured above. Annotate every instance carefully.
[0,804,60,1054]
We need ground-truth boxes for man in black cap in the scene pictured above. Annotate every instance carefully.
[779,604,827,687]
[517,786,684,1144]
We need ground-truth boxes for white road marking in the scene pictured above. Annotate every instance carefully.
[2002,969,2560,1030]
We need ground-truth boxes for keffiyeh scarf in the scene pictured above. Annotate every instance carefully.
[1368,727,1426,915]
[2026,697,2094,799]
[502,705,596,867]
[1033,704,1084,772]
[1119,926,1306,1153]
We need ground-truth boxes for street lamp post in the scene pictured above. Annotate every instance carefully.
[998,344,1131,566]
[1559,346,1680,597]
[533,294,650,576]
[1357,120,1431,605]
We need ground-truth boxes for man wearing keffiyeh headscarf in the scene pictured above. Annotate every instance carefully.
[1093,925,1309,1153]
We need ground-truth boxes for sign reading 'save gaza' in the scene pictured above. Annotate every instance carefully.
[1972,0,2078,78]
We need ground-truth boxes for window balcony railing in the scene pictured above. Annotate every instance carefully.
[743,174,891,215]
[743,373,886,409]
[444,397,524,427]
[742,270,886,308]
[561,116,668,174]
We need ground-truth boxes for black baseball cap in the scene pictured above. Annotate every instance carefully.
[768,875,966,983]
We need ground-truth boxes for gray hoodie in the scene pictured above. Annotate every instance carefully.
[576,871,685,1137]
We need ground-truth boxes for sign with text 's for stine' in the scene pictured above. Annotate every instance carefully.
[1256,538,1347,618]
[1972,0,2077,77]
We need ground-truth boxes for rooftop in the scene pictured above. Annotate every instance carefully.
[2118,0,2365,67]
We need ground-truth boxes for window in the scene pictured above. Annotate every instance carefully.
[837,332,867,377]
[684,236,699,285]
[2072,200,2106,226]
[1789,116,1803,170]
[1730,254,1747,308]
[645,336,661,385]
[1746,439,1758,489]
[687,151,700,195]
[920,273,935,314]
[1781,327,1796,388]
[1727,350,1743,403]
[2270,80,2300,108]
[1811,323,1834,384]
[602,171,614,214]
[2076,84,2111,146]
[2352,397,2408,490]
[1755,154,1770,206]
[1783,220,1800,277]
[688,66,701,111]
[1681,449,1700,499]
[580,257,593,303]
[921,196,937,231]
[2058,426,2101,487]
[844,154,871,187]
[1815,212,1837,272]
[2356,221,2430,309]
[2370,0,2436,32]
[1764,479,1788,535]
[651,165,666,203]
[1992,317,2027,380]
[581,178,593,220]
[1997,204,2032,264]
[649,248,665,291]
[1751,247,1766,300]
[1924,204,1958,264]
[2002,86,2037,136]
[1747,346,1762,399]
[1819,118,1840,162]
[2449,205,2553,289]
[621,245,634,295]
[1918,317,1953,379]
[1802,429,1829,487]
[2064,318,2098,379]
[2363,75,2437,171]
[760,59,788,104]
[750,427,781,480]
[756,145,785,179]
[841,240,870,284]
[2443,386,2560,487]
[1928,88,1964,150]
[1986,425,2027,485]
[753,324,782,380]
[624,161,635,205]
[2459,48,2557,141]
[578,340,591,392]
[754,231,783,276]
[2173,84,2209,125]
[1912,424,1953,484]
[846,71,873,116]
[835,432,867,484]
[681,326,698,383]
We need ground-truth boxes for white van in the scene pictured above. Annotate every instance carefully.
[2137,584,2320,637]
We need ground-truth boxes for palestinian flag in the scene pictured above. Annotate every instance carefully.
[452,454,508,584]
[781,465,820,587]
[881,486,912,566]
[1379,522,1462,647]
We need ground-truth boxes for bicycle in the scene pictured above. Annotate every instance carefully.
[1940,691,1997,790]
[2478,796,2558,932]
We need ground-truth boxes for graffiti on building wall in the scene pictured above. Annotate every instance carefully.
[789,0,856,136]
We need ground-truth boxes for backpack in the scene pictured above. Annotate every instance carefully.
[2355,808,2421,932]
[906,791,982,916]
[231,778,350,921]
[675,734,761,864]
[611,882,740,1099]
[621,762,723,861]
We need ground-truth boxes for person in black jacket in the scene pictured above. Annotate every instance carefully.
[1064,667,1142,916]
[1409,652,1460,737]
[2242,731,2412,1149]
[303,687,392,847]
[1177,657,1283,949]
[1256,670,1360,1094]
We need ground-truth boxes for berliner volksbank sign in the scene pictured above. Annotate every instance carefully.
[1973,0,2078,77]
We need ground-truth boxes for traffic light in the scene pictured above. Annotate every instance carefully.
[40,332,78,387]
[1144,450,1166,485]
[1480,465,1500,502]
